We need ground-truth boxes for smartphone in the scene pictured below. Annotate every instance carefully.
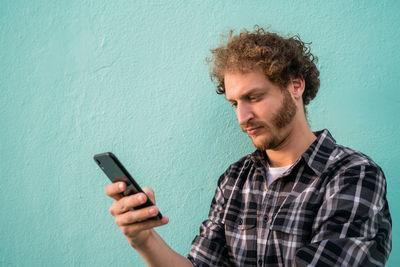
[94,152,162,220]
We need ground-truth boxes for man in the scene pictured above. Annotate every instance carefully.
[105,26,392,266]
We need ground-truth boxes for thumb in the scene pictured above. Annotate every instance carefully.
[142,187,156,204]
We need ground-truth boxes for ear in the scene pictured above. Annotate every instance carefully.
[289,77,305,100]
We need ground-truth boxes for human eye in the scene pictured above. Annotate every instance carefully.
[249,94,262,102]
[228,99,237,108]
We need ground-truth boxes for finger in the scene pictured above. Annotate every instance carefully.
[110,192,148,215]
[115,205,161,226]
[142,187,156,204]
[105,182,126,200]
[120,216,169,236]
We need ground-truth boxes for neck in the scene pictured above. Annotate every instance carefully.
[266,115,316,167]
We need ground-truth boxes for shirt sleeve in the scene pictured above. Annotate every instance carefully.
[294,163,392,266]
[187,175,231,267]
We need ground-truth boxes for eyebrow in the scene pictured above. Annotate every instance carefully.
[225,87,265,102]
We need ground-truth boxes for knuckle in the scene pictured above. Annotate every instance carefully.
[119,202,126,212]
[120,201,130,212]
[127,211,135,223]
[120,198,130,211]
[109,207,114,216]
[129,223,139,233]
[120,226,129,236]
[114,216,122,226]
[123,211,136,225]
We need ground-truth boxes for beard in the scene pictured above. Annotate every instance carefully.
[242,90,297,151]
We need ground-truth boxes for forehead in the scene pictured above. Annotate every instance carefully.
[224,70,277,100]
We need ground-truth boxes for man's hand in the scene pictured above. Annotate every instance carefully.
[105,182,169,248]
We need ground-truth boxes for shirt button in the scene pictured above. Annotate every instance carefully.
[258,258,263,266]
[263,215,268,223]
[237,218,243,225]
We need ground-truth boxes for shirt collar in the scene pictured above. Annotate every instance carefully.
[301,129,336,176]
[249,129,337,176]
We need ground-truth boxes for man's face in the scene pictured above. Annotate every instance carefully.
[224,70,297,151]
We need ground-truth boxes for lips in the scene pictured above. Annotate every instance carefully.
[246,126,263,135]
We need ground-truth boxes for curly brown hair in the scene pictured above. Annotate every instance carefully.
[208,26,320,106]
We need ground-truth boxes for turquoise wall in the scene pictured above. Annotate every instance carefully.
[1,1,399,266]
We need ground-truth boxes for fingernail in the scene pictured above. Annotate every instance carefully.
[149,207,157,215]
[118,183,124,190]
[137,194,144,202]
[163,216,169,223]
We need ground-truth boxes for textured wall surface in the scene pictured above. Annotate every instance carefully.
[1,1,399,266]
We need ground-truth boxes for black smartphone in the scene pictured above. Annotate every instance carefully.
[94,152,162,220]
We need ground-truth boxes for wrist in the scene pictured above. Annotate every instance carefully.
[130,229,157,251]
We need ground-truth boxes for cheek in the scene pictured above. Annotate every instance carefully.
[255,102,276,120]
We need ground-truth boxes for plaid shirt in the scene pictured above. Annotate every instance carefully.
[188,130,392,266]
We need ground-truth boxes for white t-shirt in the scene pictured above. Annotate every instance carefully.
[267,165,293,187]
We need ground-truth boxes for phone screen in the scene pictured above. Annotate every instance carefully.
[94,152,162,219]
[94,153,141,196]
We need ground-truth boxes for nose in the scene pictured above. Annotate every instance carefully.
[236,102,254,126]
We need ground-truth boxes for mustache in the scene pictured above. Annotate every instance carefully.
[240,122,269,132]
